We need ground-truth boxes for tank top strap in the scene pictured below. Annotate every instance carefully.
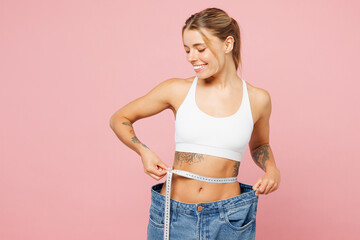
[186,75,198,107]
[242,79,250,105]
[242,78,254,124]
[189,75,198,97]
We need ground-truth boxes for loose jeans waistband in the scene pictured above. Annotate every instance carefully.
[151,167,259,240]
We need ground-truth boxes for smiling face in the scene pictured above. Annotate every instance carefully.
[183,28,226,78]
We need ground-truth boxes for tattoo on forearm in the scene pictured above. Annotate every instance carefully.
[232,161,240,177]
[122,121,132,126]
[174,152,205,167]
[122,121,149,149]
[131,136,139,143]
[251,144,270,171]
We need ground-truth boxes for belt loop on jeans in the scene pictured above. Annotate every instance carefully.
[217,201,225,220]
[172,201,178,222]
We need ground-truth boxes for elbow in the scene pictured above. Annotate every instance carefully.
[109,116,115,129]
[110,114,133,129]
[109,114,119,129]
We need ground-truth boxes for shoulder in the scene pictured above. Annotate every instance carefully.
[247,82,271,105]
[155,76,193,95]
[170,76,196,87]
[149,77,182,96]
[245,80,272,121]
[152,76,194,105]
[157,76,194,88]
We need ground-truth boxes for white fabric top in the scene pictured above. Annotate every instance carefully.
[175,75,254,162]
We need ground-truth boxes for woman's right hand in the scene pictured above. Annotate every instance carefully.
[141,150,171,181]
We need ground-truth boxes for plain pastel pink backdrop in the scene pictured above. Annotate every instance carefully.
[1,0,359,239]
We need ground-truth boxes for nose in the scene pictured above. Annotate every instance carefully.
[187,49,197,62]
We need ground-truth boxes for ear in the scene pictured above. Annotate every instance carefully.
[224,36,235,53]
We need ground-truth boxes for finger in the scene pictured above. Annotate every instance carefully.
[257,182,271,195]
[148,172,160,180]
[253,179,262,191]
[255,186,263,196]
[148,172,165,181]
[162,164,172,171]
[264,182,275,194]
[267,183,278,193]
[154,165,169,175]
[157,162,172,171]
[154,166,169,176]
[255,182,265,196]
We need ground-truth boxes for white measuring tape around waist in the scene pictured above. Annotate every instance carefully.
[163,167,238,240]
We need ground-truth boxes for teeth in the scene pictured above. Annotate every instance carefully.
[194,64,207,69]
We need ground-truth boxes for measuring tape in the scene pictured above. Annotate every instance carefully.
[163,167,238,240]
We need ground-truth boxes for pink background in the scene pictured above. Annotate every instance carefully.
[1,0,359,239]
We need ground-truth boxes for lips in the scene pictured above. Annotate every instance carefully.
[193,63,207,72]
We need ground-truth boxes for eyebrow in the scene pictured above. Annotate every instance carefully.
[183,43,205,47]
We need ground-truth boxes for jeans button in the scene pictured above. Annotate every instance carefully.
[197,205,203,211]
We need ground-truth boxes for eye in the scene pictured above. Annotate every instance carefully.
[185,48,206,54]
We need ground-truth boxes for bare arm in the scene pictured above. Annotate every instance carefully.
[109,78,176,157]
[248,88,277,172]
[249,88,280,195]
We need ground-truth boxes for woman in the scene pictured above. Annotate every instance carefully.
[110,7,280,240]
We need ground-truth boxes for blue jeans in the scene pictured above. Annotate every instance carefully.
[147,181,259,240]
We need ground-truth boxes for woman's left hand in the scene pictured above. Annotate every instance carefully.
[252,166,280,196]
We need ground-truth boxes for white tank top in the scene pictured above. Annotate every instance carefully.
[175,75,254,162]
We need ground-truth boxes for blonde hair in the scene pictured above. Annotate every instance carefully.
[182,8,242,72]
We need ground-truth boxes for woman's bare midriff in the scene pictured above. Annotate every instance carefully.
[159,151,241,204]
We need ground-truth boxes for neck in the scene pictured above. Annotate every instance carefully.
[202,62,241,89]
